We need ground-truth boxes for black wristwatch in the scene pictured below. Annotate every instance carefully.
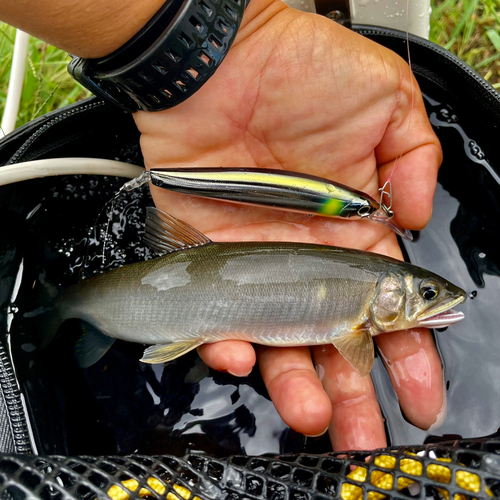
[68,0,248,113]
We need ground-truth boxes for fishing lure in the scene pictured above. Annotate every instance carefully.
[145,168,413,241]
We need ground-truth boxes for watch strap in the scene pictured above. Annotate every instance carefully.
[68,0,247,112]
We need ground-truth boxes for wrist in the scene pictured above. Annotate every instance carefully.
[69,0,248,112]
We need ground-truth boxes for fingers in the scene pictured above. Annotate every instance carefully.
[257,346,332,437]
[198,341,256,377]
[379,144,441,230]
[373,55,442,231]
[312,345,387,451]
[367,231,446,430]
[375,328,446,430]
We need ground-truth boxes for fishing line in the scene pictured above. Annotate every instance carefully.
[381,0,416,217]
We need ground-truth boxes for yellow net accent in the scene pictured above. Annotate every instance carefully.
[427,464,452,484]
[397,477,416,491]
[349,467,368,482]
[173,484,192,499]
[456,470,481,493]
[107,477,197,500]
[367,491,387,500]
[107,455,492,500]
[370,471,393,490]
[400,458,423,476]
[148,478,167,495]
[340,482,364,500]
[107,484,131,500]
[374,456,396,469]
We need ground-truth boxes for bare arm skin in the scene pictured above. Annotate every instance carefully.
[0,0,444,451]
[0,0,164,57]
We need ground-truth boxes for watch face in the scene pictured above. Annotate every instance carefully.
[69,0,247,112]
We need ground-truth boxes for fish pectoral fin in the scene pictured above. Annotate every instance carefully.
[331,327,374,378]
[144,207,212,256]
[140,340,204,364]
[75,321,116,369]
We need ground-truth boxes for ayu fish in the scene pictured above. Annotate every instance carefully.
[48,208,465,377]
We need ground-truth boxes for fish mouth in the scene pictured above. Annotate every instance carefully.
[417,296,466,328]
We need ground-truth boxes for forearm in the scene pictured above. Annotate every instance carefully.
[0,0,165,58]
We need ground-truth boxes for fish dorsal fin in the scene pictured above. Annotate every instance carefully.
[331,327,374,378]
[144,207,212,255]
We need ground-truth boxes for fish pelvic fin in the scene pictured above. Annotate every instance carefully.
[140,339,204,364]
[144,207,212,256]
[331,326,374,378]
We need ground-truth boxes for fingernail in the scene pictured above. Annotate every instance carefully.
[305,425,329,438]
[228,368,252,377]
[426,391,448,432]
[315,363,325,382]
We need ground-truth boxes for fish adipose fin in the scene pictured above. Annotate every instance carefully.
[144,207,212,256]
[140,340,204,364]
[75,321,117,369]
[331,327,374,378]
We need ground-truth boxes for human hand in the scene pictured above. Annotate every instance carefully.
[134,0,444,451]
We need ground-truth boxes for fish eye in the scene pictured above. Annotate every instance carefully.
[421,282,439,301]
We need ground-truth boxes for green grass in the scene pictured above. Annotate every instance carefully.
[0,1,499,129]
[430,0,500,88]
[0,24,90,131]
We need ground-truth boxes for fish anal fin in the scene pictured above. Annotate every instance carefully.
[144,207,211,256]
[140,339,204,364]
[331,326,374,378]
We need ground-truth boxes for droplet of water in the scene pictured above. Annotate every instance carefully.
[469,290,477,299]
[9,304,19,314]
[478,252,486,259]
[122,171,150,192]
[438,107,458,124]
[468,140,485,160]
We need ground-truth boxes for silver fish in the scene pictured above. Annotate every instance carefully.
[55,208,465,376]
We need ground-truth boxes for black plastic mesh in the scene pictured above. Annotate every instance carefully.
[0,439,498,499]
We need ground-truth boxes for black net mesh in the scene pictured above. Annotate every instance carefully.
[0,438,499,499]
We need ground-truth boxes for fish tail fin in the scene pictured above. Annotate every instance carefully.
[19,277,64,349]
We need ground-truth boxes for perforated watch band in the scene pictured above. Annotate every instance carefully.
[68,0,247,112]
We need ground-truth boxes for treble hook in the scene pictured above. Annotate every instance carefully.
[379,180,394,218]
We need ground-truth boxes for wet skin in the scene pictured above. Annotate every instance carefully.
[133,0,444,450]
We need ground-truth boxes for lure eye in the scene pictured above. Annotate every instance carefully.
[357,205,372,217]
[421,283,439,301]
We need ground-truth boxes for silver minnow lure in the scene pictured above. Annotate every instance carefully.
[143,167,413,241]
[56,208,465,376]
